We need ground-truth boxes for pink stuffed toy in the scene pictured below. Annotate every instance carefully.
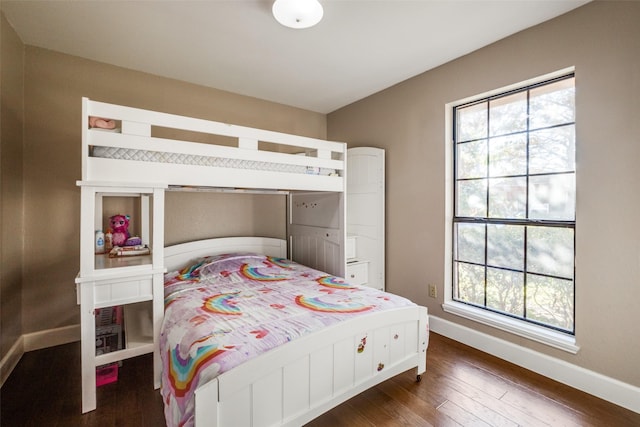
[89,116,117,130]
[109,214,131,247]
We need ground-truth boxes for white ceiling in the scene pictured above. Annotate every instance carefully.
[1,0,589,113]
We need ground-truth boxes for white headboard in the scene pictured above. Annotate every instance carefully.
[164,237,287,271]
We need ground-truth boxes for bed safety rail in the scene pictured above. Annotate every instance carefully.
[81,98,346,192]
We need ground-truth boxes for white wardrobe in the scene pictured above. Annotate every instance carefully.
[347,147,385,291]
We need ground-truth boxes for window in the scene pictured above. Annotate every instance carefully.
[451,74,575,336]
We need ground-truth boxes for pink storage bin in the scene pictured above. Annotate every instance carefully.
[96,363,118,386]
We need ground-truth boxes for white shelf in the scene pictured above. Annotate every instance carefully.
[77,180,167,191]
[95,252,152,269]
[77,181,165,413]
[76,265,164,283]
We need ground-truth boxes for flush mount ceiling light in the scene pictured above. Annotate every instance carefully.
[272,0,324,29]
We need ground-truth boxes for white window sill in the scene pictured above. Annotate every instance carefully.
[442,301,579,354]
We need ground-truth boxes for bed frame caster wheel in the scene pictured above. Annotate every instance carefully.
[416,374,422,382]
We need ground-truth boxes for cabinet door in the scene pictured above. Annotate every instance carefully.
[347,147,385,291]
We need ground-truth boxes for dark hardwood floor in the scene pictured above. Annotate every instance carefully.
[1,333,638,426]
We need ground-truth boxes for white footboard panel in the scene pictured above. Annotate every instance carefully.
[194,306,429,426]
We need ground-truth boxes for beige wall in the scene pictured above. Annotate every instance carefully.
[1,13,24,363]
[20,46,325,335]
[328,1,640,387]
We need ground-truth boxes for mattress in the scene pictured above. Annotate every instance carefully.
[92,146,335,176]
[160,253,417,427]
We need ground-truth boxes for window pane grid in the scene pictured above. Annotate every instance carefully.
[453,74,575,334]
[455,266,575,334]
[457,170,575,183]
[456,121,576,145]
[454,259,573,282]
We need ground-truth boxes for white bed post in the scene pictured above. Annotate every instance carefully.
[140,195,150,246]
[339,145,347,278]
[339,190,347,278]
[418,307,429,377]
[286,194,292,261]
[152,187,165,388]
[79,271,97,413]
[79,186,97,274]
[81,97,89,180]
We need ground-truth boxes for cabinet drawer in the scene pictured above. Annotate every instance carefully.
[77,276,153,307]
[95,277,153,307]
[346,261,369,286]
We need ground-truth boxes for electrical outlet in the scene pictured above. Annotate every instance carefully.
[428,284,437,298]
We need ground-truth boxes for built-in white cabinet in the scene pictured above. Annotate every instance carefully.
[75,181,165,413]
[347,147,385,291]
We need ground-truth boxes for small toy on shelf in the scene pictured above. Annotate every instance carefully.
[109,214,130,247]
[108,214,141,247]
[107,215,148,257]
[95,230,105,254]
[125,236,142,246]
[108,244,150,258]
[88,116,117,130]
[105,229,113,251]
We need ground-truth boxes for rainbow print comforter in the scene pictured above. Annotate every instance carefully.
[160,253,416,427]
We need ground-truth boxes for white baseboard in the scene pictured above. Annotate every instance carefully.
[429,315,640,414]
[0,324,81,388]
[23,324,80,352]
[0,335,24,387]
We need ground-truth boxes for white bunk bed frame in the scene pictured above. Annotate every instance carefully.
[81,97,348,276]
[79,98,428,426]
[81,98,345,193]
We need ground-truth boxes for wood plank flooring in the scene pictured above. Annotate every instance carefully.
[1,332,638,426]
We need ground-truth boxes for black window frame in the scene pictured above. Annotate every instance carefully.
[452,73,576,335]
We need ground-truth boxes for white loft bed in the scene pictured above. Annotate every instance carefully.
[82,98,345,193]
[81,97,347,277]
[78,98,429,426]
